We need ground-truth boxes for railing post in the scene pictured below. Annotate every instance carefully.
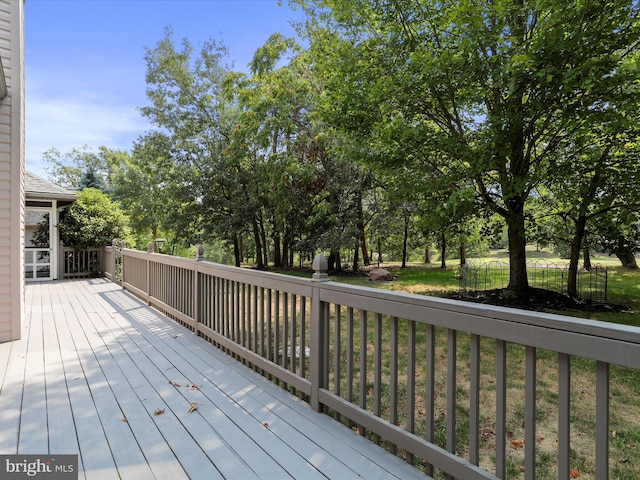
[310,254,329,412]
[58,241,65,280]
[146,242,153,301]
[120,240,126,287]
[111,239,117,284]
[194,245,205,331]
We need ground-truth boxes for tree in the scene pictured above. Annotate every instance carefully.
[538,130,640,294]
[297,0,640,293]
[228,34,314,268]
[78,166,107,191]
[593,210,640,269]
[44,145,122,191]
[111,132,176,247]
[58,188,131,250]
[141,29,251,266]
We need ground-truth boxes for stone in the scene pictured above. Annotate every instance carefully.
[369,268,394,282]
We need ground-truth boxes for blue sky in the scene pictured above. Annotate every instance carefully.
[25,0,304,178]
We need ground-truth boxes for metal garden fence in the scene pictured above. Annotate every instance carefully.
[459,260,608,304]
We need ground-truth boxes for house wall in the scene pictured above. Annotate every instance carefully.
[0,1,25,342]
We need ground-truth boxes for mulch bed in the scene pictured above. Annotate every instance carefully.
[447,287,628,314]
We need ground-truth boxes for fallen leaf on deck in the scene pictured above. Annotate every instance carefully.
[169,381,181,387]
[263,422,269,428]
[121,417,127,422]
[188,402,198,413]
[570,469,580,478]
[154,408,165,415]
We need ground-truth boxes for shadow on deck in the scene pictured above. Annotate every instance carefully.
[0,279,428,480]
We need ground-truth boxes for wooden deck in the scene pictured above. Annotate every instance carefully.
[0,279,429,480]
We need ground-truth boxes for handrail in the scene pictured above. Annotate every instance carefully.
[114,245,640,479]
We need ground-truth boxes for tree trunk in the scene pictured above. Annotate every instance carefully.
[233,236,241,267]
[615,246,639,269]
[273,227,282,267]
[459,241,466,266]
[360,229,370,266]
[583,247,592,270]
[352,241,359,272]
[289,242,294,267]
[285,223,295,268]
[506,210,529,292]
[401,213,409,268]
[377,239,383,265]
[260,216,268,268]
[567,218,587,297]
[252,219,265,269]
[440,233,447,269]
[328,249,342,271]
[424,243,431,264]
[356,192,370,266]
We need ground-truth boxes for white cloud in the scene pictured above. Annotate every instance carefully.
[26,91,151,177]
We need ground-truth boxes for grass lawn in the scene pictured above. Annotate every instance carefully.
[275,248,640,478]
[325,247,640,327]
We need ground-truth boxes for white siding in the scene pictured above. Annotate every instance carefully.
[0,0,24,342]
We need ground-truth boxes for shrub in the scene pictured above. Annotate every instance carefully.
[59,188,131,250]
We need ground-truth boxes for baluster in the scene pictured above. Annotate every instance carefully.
[407,319,416,465]
[240,282,246,346]
[275,291,280,373]
[253,285,258,353]
[389,316,398,455]
[346,306,354,427]
[291,294,297,372]
[300,297,307,380]
[496,340,507,479]
[359,309,368,437]
[470,334,481,466]
[333,304,342,420]
[425,323,435,476]
[596,361,609,480]
[283,292,289,371]
[374,312,382,445]
[447,329,457,464]
[558,353,571,479]
[525,346,537,480]
[259,287,265,359]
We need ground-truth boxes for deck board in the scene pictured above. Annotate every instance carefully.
[0,279,431,480]
[19,286,49,454]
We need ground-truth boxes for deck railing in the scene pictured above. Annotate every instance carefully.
[59,245,103,279]
[112,245,640,480]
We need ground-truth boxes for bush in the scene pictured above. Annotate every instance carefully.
[59,188,131,250]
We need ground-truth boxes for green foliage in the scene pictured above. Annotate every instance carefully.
[44,145,124,191]
[31,216,50,248]
[78,166,107,191]
[59,188,131,250]
[296,0,640,290]
[111,132,176,242]
[45,4,640,279]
